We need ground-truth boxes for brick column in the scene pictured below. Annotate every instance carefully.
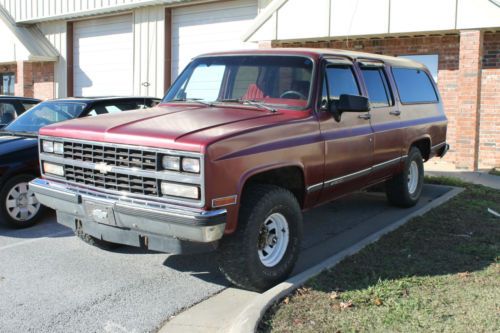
[455,30,484,170]
[14,61,34,97]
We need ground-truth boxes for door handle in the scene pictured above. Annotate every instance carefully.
[389,110,401,116]
[358,113,371,120]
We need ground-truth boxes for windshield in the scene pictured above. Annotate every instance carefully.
[4,101,87,133]
[163,55,314,110]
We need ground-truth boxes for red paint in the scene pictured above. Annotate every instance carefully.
[40,49,448,234]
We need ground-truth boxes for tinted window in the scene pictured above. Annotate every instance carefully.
[392,68,438,103]
[361,67,393,107]
[87,102,142,116]
[0,102,17,125]
[22,102,39,111]
[324,66,360,99]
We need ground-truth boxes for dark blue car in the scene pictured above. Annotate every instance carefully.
[0,96,160,228]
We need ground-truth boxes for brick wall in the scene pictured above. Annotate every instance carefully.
[32,62,55,100]
[479,32,500,169]
[12,61,54,100]
[273,31,499,169]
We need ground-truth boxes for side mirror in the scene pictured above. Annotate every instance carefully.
[336,94,370,112]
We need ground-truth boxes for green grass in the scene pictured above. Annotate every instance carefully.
[489,168,500,177]
[260,178,500,333]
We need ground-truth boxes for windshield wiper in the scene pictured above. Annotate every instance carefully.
[170,98,213,107]
[220,99,277,113]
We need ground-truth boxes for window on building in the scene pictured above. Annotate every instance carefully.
[398,54,438,82]
[323,65,360,100]
[392,68,438,104]
[360,67,393,108]
[1,73,15,95]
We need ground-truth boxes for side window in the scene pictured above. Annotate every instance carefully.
[22,102,39,111]
[392,68,438,104]
[87,103,140,116]
[324,65,360,100]
[360,67,393,108]
[0,102,17,124]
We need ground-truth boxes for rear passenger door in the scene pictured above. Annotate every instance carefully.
[358,62,403,180]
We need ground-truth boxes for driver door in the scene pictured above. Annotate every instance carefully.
[317,59,374,203]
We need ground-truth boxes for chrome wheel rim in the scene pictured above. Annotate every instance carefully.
[5,182,40,222]
[407,161,419,195]
[258,213,289,268]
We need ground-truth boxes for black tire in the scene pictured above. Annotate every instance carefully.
[0,174,45,228]
[386,147,424,207]
[75,226,121,251]
[217,184,303,292]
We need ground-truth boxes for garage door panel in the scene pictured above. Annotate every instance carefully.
[74,14,133,97]
[172,0,258,79]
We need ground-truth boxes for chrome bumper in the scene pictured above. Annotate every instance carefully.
[29,178,226,254]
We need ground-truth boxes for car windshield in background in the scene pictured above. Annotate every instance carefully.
[163,55,314,110]
[4,102,87,133]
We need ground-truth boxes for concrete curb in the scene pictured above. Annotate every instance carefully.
[229,186,464,333]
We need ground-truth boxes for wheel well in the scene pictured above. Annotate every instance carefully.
[411,138,431,161]
[243,166,305,208]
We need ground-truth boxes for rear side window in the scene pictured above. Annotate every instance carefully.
[392,68,438,104]
[323,65,360,100]
[361,67,393,107]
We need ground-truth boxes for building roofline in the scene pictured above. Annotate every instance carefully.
[14,0,216,24]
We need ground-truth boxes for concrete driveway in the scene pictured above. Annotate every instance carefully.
[0,184,452,333]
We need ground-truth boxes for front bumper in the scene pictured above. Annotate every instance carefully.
[29,178,226,254]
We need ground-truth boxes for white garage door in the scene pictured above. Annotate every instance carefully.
[172,0,258,80]
[74,15,133,96]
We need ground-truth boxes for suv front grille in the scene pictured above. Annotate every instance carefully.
[64,165,158,196]
[63,141,157,171]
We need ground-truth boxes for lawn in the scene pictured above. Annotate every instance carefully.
[260,177,500,333]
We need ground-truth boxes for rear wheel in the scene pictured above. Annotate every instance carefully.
[386,147,424,207]
[0,174,45,228]
[217,184,303,292]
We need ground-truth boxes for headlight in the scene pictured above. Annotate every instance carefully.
[162,156,180,171]
[42,140,54,153]
[182,158,200,173]
[53,142,64,154]
[161,182,199,199]
[43,162,64,176]
[42,140,64,154]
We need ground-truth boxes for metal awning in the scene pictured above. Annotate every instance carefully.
[0,5,58,63]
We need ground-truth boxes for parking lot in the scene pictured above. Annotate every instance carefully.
[0,184,453,333]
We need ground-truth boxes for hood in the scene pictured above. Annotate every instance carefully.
[0,134,38,156]
[39,104,296,152]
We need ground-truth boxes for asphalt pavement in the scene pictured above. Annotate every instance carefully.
[0,184,452,333]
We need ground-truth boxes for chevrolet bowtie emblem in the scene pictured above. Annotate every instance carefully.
[95,162,113,174]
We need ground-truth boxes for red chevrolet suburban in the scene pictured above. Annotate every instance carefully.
[30,49,448,291]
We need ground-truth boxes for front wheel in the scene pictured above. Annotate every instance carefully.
[75,226,121,251]
[386,147,424,207]
[217,185,303,292]
[0,174,45,228]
